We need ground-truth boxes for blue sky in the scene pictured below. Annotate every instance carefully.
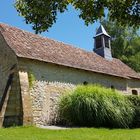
[0,0,100,51]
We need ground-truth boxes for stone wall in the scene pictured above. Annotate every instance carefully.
[30,81,74,126]
[0,33,17,100]
[0,33,23,127]
[127,79,140,95]
[18,58,134,126]
[18,58,128,92]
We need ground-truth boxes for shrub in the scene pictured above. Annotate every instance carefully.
[127,95,140,128]
[59,85,134,128]
[28,72,35,88]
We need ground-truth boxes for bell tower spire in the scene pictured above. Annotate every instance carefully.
[94,25,112,60]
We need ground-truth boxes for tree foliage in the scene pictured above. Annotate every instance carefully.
[15,0,140,33]
[15,0,68,33]
[101,19,140,72]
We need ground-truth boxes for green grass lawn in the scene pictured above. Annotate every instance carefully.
[0,126,140,140]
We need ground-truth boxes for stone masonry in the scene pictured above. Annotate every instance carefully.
[30,81,75,126]
[18,58,140,126]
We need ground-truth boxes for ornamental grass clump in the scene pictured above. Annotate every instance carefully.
[127,95,140,128]
[59,85,134,128]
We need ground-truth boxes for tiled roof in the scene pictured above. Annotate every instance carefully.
[0,23,140,79]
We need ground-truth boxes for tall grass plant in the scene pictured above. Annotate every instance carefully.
[59,85,134,128]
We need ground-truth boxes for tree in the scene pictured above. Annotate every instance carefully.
[101,19,140,72]
[124,38,140,72]
[15,0,140,33]
[128,52,140,72]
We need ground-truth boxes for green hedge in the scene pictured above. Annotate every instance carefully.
[127,95,140,128]
[59,85,134,128]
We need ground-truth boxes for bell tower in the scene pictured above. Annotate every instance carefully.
[94,25,112,60]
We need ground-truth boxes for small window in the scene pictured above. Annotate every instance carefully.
[111,85,115,90]
[83,81,88,85]
[132,90,138,95]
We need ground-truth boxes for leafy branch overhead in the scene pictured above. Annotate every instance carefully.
[15,0,140,33]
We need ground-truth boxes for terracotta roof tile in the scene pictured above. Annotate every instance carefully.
[0,23,140,79]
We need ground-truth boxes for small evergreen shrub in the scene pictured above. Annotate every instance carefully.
[59,85,134,128]
[28,72,35,88]
[127,95,140,128]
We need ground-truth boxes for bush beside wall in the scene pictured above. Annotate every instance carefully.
[59,85,134,128]
[127,95,140,128]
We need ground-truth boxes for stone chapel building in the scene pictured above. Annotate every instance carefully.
[0,23,140,127]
